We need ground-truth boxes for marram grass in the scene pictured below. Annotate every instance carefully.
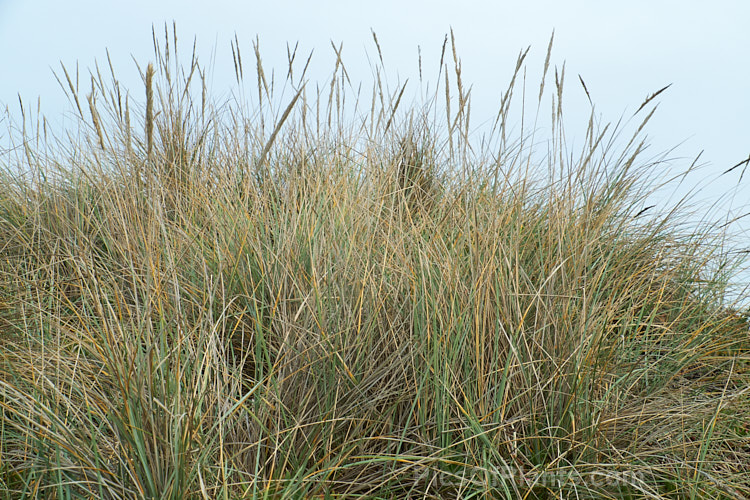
[1,27,749,499]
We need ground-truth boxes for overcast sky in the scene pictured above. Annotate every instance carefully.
[1,0,749,291]
[2,1,747,170]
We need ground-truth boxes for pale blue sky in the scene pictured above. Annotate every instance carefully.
[1,0,749,291]
[1,1,747,173]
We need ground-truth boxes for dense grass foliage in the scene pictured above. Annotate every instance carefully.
[2,28,749,498]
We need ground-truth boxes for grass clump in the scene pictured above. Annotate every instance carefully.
[1,25,749,499]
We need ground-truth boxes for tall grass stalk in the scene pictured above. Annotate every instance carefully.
[1,26,749,499]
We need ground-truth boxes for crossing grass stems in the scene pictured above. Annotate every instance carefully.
[1,24,749,499]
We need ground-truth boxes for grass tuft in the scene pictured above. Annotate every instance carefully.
[1,27,749,499]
